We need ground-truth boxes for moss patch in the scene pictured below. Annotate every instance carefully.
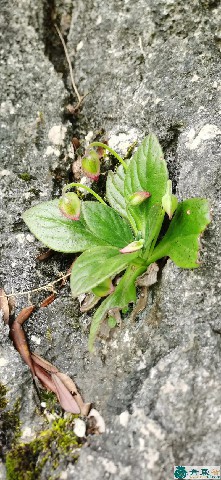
[1,383,82,479]
[0,383,21,459]
[5,416,82,480]
[19,173,32,181]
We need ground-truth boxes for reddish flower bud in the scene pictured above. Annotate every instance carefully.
[82,150,100,181]
[128,191,151,206]
[59,192,81,220]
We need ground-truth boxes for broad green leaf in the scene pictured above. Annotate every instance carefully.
[22,200,110,253]
[148,199,211,268]
[92,278,113,297]
[81,202,133,248]
[124,134,168,236]
[88,263,146,351]
[106,163,128,219]
[71,246,139,297]
[144,203,165,256]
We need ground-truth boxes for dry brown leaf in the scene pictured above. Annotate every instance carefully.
[72,137,80,150]
[80,293,101,313]
[0,288,9,325]
[33,364,58,393]
[40,294,56,308]
[98,320,112,340]
[97,140,108,159]
[51,373,80,414]
[0,296,94,417]
[8,296,16,317]
[136,262,159,287]
[31,352,58,373]
[130,286,149,322]
[56,372,91,416]
[10,321,35,376]
[15,305,35,325]
[36,249,54,261]
[32,354,91,415]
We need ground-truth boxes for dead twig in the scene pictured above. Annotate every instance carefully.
[0,272,71,299]
[55,24,86,112]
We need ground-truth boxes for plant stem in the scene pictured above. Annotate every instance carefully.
[89,142,128,171]
[145,244,166,265]
[62,182,106,205]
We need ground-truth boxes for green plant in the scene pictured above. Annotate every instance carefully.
[22,134,211,350]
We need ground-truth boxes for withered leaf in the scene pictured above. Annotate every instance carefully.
[31,352,58,373]
[72,137,80,150]
[130,286,148,322]
[80,293,101,313]
[97,140,108,159]
[136,262,159,287]
[1,301,93,418]
[8,296,16,317]
[10,321,35,376]
[36,249,54,261]
[32,353,90,415]
[0,288,9,325]
[33,363,58,393]
[15,305,35,325]
[40,294,56,308]
[51,373,80,414]
[56,372,91,416]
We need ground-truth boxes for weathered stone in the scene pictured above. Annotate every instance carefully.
[0,0,221,479]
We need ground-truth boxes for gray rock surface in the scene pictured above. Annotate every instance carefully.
[0,0,221,479]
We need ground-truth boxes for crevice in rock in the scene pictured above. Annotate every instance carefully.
[41,0,74,103]
[160,123,183,193]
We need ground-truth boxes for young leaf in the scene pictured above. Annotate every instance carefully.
[22,200,111,253]
[81,202,133,248]
[148,198,211,268]
[88,262,146,351]
[120,238,144,253]
[162,180,178,219]
[124,134,168,236]
[106,163,128,219]
[71,246,139,297]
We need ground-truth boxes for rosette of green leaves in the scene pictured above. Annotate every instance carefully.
[23,134,211,350]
